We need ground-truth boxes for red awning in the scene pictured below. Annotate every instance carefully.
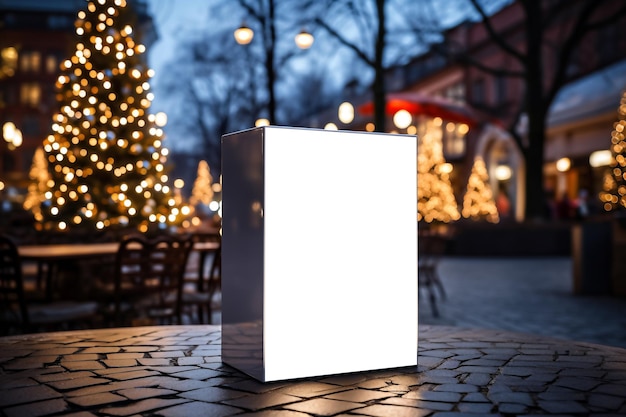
[358,92,479,127]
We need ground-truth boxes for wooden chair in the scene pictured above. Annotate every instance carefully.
[0,235,99,335]
[105,234,193,327]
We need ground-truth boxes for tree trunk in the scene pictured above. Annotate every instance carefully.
[523,2,547,221]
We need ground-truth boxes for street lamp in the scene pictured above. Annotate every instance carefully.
[233,9,314,125]
[234,23,254,45]
[294,29,314,49]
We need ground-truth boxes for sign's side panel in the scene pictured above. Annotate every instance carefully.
[221,128,265,381]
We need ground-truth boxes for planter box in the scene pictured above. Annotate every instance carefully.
[221,126,417,382]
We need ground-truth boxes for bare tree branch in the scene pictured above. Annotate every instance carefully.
[468,0,525,62]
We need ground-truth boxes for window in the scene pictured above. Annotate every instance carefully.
[45,54,58,73]
[472,79,485,106]
[20,51,41,72]
[443,122,468,159]
[0,47,18,78]
[20,83,41,107]
[444,83,466,104]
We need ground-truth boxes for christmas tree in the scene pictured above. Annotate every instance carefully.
[600,90,626,211]
[461,157,499,223]
[23,147,51,224]
[417,118,460,223]
[189,160,214,208]
[41,0,189,232]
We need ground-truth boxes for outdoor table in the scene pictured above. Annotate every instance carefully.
[17,241,220,300]
[0,325,625,416]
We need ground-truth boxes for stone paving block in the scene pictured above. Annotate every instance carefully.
[136,358,170,366]
[458,401,495,413]
[383,396,454,411]
[538,400,591,414]
[158,401,243,417]
[117,387,176,400]
[3,398,68,417]
[179,386,248,402]
[47,375,110,390]
[404,390,462,402]
[222,391,302,410]
[356,404,431,417]
[80,347,120,354]
[100,397,189,416]
[379,384,410,393]
[235,411,311,417]
[284,398,364,416]
[0,385,62,408]
[34,371,95,383]
[95,366,149,375]
[325,388,395,403]
[3,356,60,370]
[433,383,479,393]
[62,360,106,371]
[462,372,491,386]
[103,359,138,368]
[487,391,534,405]
[279,382,348,397]
[587,393,625,410]
[149,350,186,358]
[177,356,205,366]
[498,402,528,414]
[106,352,145,360]
[105,369,160,380]
[67,392,127,407]
[553,376,601,391]
[171,368,221,380]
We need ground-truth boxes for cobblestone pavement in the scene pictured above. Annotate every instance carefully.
[1,325,626,416]
[419,257,626,349]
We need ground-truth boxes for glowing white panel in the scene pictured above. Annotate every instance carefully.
[222,126,417,382]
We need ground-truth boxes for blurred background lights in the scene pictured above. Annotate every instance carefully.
[324,122,338,130]
[556,157,571,172]
[494,165,512,181]
[393,109,412,129]
[154,111,167,127]
[255,118,270,127]
[337,102,354,124]
[589,149,612,167]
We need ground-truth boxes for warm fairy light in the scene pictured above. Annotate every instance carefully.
[600,91,626,211]
[417,119,460,223]
[462,157,499,223]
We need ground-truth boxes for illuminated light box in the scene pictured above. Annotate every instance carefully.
[221,126,417,382]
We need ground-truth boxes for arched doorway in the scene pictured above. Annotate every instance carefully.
[474,124,525,221]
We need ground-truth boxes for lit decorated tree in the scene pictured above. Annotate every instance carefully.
[189,160,214,209]
[600,91,626,212]
[23,147,50,222]
[41,0,189,232]
[417,118,460,223]
[462,157,499,223]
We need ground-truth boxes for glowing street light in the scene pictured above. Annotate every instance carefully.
[294,29,314,49]
[234,23,254,45]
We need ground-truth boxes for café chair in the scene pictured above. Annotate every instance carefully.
[0,235,99,335]
[418,232,448,317]
[103,234,193,327]
[179,245,221,324]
